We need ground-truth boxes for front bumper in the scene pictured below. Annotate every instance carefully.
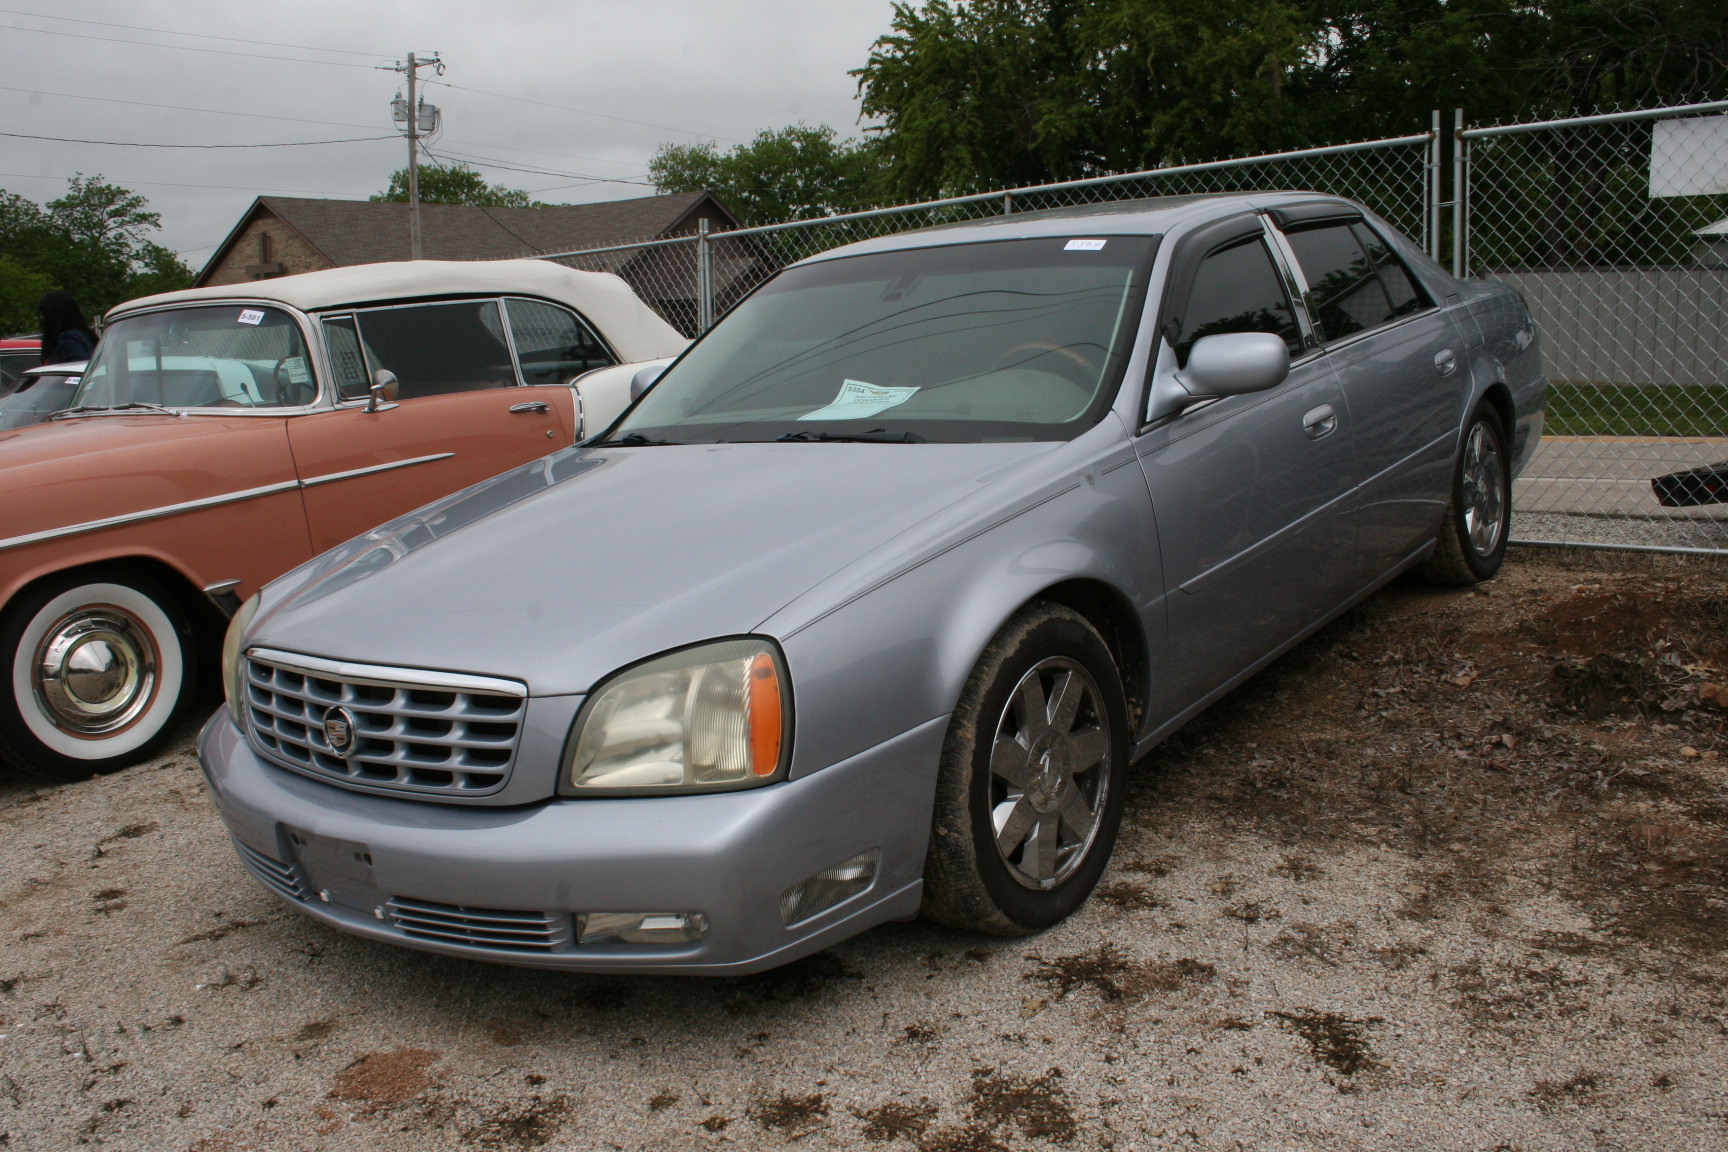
[199,711,944,974]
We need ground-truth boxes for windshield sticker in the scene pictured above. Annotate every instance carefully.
[281,357,311,385]
[237,308,265,325]
[1064,239,1107,251]
[798,379,919,422]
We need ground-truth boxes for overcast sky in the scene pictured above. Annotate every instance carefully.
[0,0,896,271]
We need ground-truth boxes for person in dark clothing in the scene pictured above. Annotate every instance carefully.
[37,291,98,366]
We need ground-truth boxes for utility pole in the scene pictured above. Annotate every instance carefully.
[387,52,442,260]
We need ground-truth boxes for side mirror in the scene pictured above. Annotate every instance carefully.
[1177,332,1290,398]
[366,368,400,413]
[629,364,665,401]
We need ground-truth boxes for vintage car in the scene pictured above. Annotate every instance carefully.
[202,193,1546,974]
[0,259,687,777]
[0,336,41,395]
[0,361,84,430]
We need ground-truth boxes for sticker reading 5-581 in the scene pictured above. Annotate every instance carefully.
[237,309,265,325]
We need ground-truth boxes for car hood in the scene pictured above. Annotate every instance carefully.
[252,440,1053,695]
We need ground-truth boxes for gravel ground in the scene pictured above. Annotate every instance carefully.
[3,547,1727,1152]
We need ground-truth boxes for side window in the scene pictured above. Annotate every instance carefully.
[1173,238,1301,365]
[321,315,370,400]
[505,299,615,384]
[353,300,516,401]
[1352,224,1430,319]
[1283,224,1391,341]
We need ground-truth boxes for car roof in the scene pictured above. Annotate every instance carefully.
[794,191,1357,265]
[109,258,689,364]
[21,361,85,376]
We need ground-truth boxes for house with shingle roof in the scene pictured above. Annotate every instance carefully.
[196,191,761,335]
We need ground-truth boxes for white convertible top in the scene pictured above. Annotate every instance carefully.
[112,259,689,364]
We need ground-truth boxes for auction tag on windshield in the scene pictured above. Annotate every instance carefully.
[236,308,265,325]
[798,379,919,422]
[282,356,310,384]
[1064,238,1107,251]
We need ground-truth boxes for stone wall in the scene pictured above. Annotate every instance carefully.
[198,215,331,287]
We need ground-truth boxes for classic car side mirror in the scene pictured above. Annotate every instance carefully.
[366,368,400,413]
[629,364,665,401]
[1177,332,1290,398]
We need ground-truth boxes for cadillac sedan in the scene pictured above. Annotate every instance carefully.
[201,193,1546,973]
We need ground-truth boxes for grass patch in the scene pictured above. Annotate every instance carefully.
[1546,383,1728,437]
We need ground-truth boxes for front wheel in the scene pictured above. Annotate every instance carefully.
[0,572,196,779]
[922,602,1130,936]
[1414,406,1512,586]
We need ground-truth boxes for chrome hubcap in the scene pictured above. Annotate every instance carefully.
[988,657,1110,890]
[1460,422,1506,557]
[33,608,158,736]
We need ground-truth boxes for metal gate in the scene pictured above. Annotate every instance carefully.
[540,102,1728,556]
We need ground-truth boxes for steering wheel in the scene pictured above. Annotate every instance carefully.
[992,341,1095,385]
[268,357,311,406]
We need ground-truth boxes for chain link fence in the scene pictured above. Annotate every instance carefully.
[540,103,1727,556]
[1460,101,1728,554]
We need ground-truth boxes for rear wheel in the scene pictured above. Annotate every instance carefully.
[1414,406,1511,585]
[0,572,195,779]
[922,602,1130,935]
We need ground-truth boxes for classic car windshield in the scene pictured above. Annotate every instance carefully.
[613,235,1157,444]
[75,305,315,411]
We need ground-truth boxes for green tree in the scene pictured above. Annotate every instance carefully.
[649,124,884,225]
[372,162,540,207]
[0,176,191,320]
[0,255,56,336]
[853,0,1728,202]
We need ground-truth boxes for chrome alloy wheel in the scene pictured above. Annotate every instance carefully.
[1460,421,1506,557]
[32,605,159,737]
[987,656,1111,890]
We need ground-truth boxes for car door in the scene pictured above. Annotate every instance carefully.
[1273,212,1468,578]
[1134,221,1357,710]
[287,298,579,553]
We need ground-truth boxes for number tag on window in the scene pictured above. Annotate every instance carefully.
[237,309,265,325]
[1064,239,1107,251]
[798,379,919,421]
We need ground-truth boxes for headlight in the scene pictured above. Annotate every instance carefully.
[222,593,261,727]
[563,637,789,794]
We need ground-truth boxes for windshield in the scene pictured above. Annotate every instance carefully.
[0,369,82,430]
[612,235,1157,444]
[74,305,315,411]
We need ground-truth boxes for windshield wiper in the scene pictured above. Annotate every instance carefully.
[595,431,682,447]
[52,402,182,420]
[775,428,927,444]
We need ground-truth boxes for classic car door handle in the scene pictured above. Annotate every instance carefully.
[1302,404,1337,440]
[1434,348,1458,376]
[508,400,550,414]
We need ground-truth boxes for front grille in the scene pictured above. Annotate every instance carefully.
[234,838,308,902]
[244,650,527,797]
[385,897,573,953]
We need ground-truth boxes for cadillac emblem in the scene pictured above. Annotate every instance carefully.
[323,707,358,758]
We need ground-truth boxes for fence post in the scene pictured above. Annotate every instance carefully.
[1451,109,1466,277]
[1428,110,1441,259]
[696,217,714,332]
[1003,191,1014,215]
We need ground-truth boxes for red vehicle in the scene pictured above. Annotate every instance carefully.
[0,336,41,395]
[0,260,686,778]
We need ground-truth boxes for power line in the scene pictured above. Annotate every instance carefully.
[0,171,371,197]
[0,6,389,59]
[428,80,738,144]
[0,84,652,168]
[0,23,381,68]
[0,130,395,149]
[426,146,654,187]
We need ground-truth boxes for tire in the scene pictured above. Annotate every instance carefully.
[922,601,1130,936]
[1413,405,1512,586]
[0,571,196,779]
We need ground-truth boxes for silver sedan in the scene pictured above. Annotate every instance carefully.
[200,192,1546,973]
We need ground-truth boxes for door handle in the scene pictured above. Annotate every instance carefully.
[508,400,550,414]
[1302,403,1337,440]
[1434,348,1458,377]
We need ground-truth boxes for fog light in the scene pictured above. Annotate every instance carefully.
[576,912,707,945]
[780,848,879,926]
